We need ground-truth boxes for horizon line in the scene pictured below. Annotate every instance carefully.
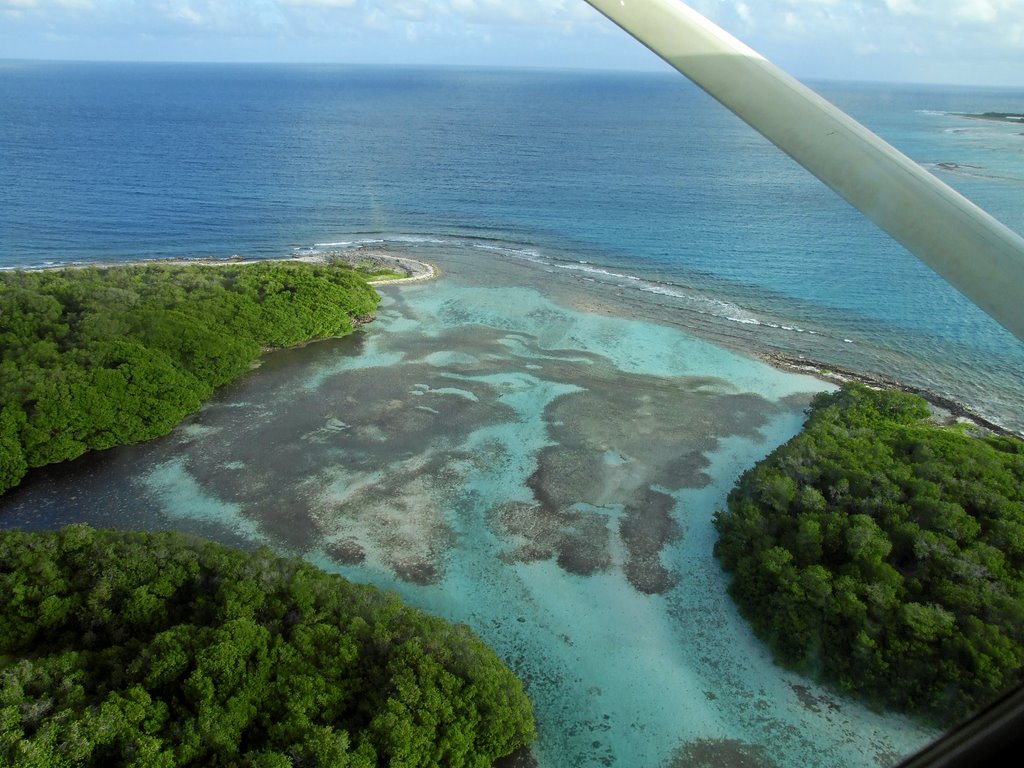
[2,57,1022,91]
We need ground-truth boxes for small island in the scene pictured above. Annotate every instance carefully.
[952,111,1024,124]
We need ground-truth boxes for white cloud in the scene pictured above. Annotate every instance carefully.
[954,0,1002,23]
[159,2,202,25]
[443,0,599,27]
[363,6,388,29]
[393,1,428,21]
[688,0,1024,84]
[279,0,356,7]
[2,0,99,7]
[884,0,921,14]
[0,0,1020,85]
[783,12,803,32]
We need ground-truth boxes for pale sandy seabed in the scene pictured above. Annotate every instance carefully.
[0,248,942,768]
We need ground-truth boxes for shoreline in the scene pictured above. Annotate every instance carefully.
[14,251,440,286]
[8,249,1016,438]
[320,249,439,285]
[951,111,1024,124]
[763,352,1019,438]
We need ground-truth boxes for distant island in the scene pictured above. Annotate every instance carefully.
[952,111,1024,124]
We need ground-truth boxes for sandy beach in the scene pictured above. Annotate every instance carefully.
[19,249,439,286]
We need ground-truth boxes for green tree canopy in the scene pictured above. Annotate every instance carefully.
[0,262,380,495]
[0,525,535,767]
[714,383,1024,725]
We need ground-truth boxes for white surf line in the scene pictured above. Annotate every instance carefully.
[585,0,1024,342]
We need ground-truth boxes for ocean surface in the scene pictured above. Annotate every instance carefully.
[2,61,1023,766]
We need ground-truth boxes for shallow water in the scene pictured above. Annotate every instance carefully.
[0,250,939,767]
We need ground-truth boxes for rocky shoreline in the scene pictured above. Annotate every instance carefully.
[304,249,439,285]
[763,352,1019,438]
[19,250,439,286]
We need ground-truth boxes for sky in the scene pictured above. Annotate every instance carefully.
[0,0,1022,86]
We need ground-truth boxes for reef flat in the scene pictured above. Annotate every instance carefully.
[0,248,940,768]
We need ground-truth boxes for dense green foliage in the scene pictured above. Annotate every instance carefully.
[0,525,535,767]
[0,262,380,494]
[714,383,1024,724]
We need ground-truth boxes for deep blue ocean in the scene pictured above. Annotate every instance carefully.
[4,60,1024,768]
[2,60,1023,433]
[2,61,1024,431]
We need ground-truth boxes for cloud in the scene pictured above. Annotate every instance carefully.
[3,0,99,7]
[443,0,598,27]
[735,2,752,28]
[884,0,921,14]
[279,0,356,7]
[0,0,1020,85]
[955,0,1016,21]
[392,1,429,21]
[687,0,1024,84]
[159,2,202,25]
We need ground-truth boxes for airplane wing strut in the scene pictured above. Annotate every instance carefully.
[584,0,1024,343]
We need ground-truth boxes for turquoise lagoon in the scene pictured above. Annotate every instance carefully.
[0,247,939,768]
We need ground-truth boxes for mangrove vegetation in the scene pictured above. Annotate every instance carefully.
[0,525,536,767]
[714,383,1024,724]
[0,261,381,495]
